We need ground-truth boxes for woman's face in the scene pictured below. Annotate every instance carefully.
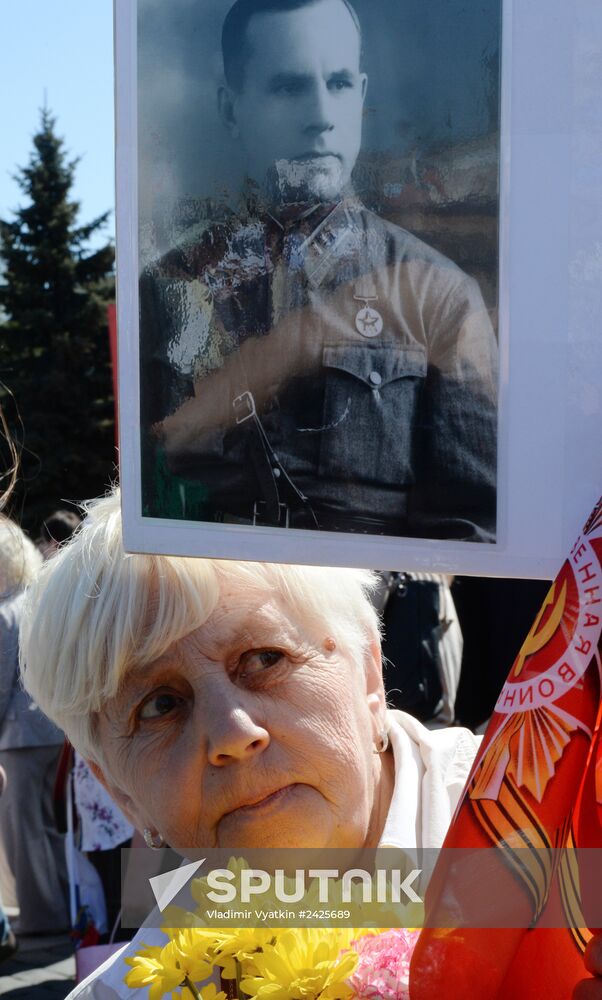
[93,581,389,850]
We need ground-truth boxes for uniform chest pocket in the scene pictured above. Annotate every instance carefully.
[318,343,427,487]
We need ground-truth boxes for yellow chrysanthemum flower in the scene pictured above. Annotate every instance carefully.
[199,984,228,1000]
[125,930,216,1000]
[209,928,279,979]
[166,983,227,1000]
[167,929,218,980]
[168,988,205,1000]
[163,927,230,960]
[125,942,185,1000]
[239,928,358,1000]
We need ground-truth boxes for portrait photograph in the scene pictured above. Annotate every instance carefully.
[117,0,503,570]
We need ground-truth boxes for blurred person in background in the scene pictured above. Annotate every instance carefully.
[37,508,82,560]
[0,404,18,960]
[0,763,16,963]
[0,518,70,935]
[72,751,134,942]
[39,506,134,942]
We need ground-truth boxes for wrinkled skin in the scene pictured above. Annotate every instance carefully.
[90,581,394,852]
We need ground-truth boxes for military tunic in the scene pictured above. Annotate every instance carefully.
[140,198,498,541]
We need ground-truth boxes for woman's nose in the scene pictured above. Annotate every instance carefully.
[204,702,270,766]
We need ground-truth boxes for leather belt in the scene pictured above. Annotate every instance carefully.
[311,512,405,535]
[219,505,404,535]
[231,389,319,529]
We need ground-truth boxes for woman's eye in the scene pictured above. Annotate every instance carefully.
[138,692,184,720]
[239,649,284,677]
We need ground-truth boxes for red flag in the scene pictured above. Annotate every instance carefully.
[411,499,602,998]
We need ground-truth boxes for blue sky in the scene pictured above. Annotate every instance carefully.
[0,1,115,247]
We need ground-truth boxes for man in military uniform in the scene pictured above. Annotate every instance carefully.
[140,0,498,541]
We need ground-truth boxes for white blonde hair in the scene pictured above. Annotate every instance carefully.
[0,517,42,598]
[19,489,381,763]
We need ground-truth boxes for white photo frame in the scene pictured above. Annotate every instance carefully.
[115,0,602,578]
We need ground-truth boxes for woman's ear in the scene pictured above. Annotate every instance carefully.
[364,631,387,730]
[86,758,144,831]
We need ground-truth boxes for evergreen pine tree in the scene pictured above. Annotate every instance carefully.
[0,108,116,532]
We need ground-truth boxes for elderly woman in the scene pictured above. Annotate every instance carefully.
[21,491,479,859]
[18,490,479,996]
[19,491,602,1000]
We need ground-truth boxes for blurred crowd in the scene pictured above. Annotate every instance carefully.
[0,508,133,964]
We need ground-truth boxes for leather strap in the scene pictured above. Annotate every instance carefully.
[232,388,318,529]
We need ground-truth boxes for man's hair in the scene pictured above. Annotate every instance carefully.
[222,0,362,92]
[19,488,381,765]
[40,509,81,545]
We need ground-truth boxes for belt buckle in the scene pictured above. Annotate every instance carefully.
[253,501,290,528]
[233,390,257,424]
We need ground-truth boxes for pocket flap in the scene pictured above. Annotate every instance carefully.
[322,343,426,388]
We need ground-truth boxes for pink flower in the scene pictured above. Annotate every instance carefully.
[346,929,420,1000]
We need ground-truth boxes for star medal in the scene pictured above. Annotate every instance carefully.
[354,294,383,338]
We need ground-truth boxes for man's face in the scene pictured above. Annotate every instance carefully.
[225,0,367,204]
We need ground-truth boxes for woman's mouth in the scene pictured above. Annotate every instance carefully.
[226,783,300,816]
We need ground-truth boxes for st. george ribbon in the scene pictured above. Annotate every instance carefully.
[410,498,602,998]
